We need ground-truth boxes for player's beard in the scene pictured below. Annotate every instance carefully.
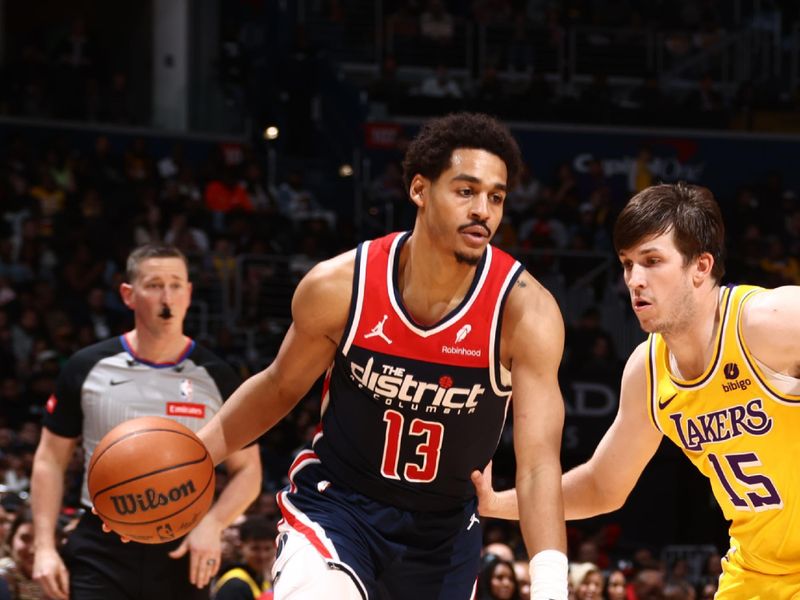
[645,276,696,335]
[454,251,481,266]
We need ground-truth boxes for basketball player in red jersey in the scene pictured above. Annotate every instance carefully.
[199,113,568,599]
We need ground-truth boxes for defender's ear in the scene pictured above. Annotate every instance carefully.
[693,252,714,285]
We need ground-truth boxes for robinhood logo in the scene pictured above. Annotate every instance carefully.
[110,480,197,515]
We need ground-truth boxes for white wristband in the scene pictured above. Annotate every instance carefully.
[529,549,568,600]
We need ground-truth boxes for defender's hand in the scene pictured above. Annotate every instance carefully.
[471,460,498,517]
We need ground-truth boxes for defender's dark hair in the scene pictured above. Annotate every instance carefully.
[401,112,523,191]
[613,182,726,282]
[126,244,188,283]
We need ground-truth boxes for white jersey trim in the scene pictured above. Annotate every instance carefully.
[386,235,493,338]
[342,241,371,356]
[488,261,520,398]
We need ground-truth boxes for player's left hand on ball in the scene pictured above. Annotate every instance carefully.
[168,514,223,588]
[91,506,131,543]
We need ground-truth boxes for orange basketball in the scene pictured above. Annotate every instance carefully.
[87,416,215,544]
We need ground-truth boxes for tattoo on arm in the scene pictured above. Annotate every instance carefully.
[516,279,527,288]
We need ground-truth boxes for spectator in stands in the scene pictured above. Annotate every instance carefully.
[518,199,569,250]
[698,581,717,600]
[629,146,654,194]
[630,568,665,600]
[0,507,51,600]
[275,171,335,229]
[213,517,276,599]
[477,555,521,600]
[512,560,531,600]
[133,202,165,246]
[240,162,276,213]
[759,235,800,285]
[164,212,211,256]
[483,542,515,563]
[662,580,693,600]
[664,558,693,594]
[29,170,66,225]
[219,522,241,570]
[60,242,105,313]
[204,168,255,231]
[10,309,46,381]
[505,163,541,221]
[604,568,626,600]
[420,0,455,46]
[568,562,602,600]
[83,136,124,192]
[418,64,463,98]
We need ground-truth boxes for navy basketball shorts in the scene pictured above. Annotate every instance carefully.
[275,449,483,600]
[62,511,209,600]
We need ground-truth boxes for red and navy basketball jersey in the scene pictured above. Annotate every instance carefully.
[313,231,524,511]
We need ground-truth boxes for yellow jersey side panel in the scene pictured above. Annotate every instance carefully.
[648,285,800,576]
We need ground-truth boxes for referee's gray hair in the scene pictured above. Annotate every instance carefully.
[126,244,189,282]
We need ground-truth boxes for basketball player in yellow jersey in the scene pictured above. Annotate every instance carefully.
[473,182,800,598]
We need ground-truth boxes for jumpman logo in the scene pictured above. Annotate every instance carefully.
[467,513,480,531]
[364,314,393,344]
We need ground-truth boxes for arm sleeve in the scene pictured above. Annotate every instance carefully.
[42,339,119,438]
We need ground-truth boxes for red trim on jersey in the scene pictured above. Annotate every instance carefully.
[276,449,334,560]
[350,232,518,367]
[275,493,334,560]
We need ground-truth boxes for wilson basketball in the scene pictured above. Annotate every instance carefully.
[87,416,215,544]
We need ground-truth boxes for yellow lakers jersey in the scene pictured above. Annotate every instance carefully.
[646,284,800,576]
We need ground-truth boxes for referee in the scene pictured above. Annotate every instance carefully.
[30,243,262,600]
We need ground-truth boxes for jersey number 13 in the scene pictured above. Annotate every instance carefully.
[381,409,444,483]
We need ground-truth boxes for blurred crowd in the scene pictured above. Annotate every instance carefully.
[332,0,800,130]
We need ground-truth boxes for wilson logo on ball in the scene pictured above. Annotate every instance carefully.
[110,480,197,515]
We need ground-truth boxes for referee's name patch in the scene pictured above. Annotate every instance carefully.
[166,402,205,418]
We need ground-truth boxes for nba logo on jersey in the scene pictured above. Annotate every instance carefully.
[179,379,193,402]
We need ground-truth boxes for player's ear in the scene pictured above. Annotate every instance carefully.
[693,252,714,284]
[409,175,427,208]
[120,282,134,309]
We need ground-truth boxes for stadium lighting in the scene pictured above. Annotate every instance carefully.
[263,126,279,140]
[339,164,354,177]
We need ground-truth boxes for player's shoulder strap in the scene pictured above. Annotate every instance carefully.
[214,567,263,598]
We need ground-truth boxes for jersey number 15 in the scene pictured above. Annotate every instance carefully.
[708,451,783,511]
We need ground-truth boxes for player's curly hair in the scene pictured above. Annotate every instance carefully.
[401,112,523,191]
